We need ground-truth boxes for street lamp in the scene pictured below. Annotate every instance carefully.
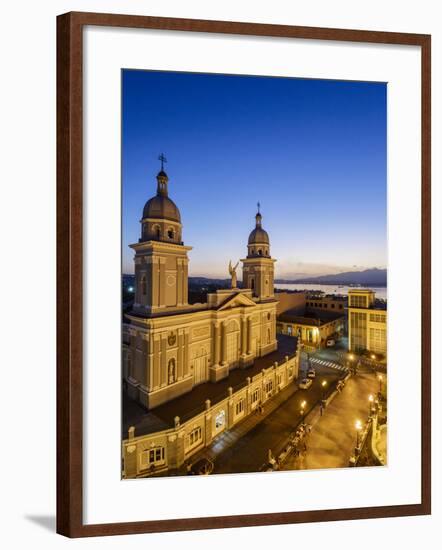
[321,380,327,401]
[348,353,356,375]
[378,374,383,393]
[368,394,374,416]
[300,400,307,426]
[355,419,362,449]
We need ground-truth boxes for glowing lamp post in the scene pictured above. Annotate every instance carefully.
[355,419,363,450]
[348,353,355,374]
[378,374,384,395]
[368,394,374,416]
[321,380,327,401]
[300,400,307,426]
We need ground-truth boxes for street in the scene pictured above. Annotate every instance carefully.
[212,363,342,474]
[282,370,381,470]
[210,342,385,474]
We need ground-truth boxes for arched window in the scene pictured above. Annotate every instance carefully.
[152,225,160,239]
[251,278,255,290]
[258,249,262,256]
[167,227,175,239]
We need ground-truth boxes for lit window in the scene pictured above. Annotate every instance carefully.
[144,446,165,466]
[235,399,245,416]
[215,410,225,430]
[188,427,202,448]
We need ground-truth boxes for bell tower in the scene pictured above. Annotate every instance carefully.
[241,204,276,301]
[130,155,192,315]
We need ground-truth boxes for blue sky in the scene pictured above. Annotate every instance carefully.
[122,70,386,278]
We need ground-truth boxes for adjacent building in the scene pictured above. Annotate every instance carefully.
[277,308,345,350]
[348,289,387,356]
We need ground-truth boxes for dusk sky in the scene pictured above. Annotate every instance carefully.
[122,70,386,278]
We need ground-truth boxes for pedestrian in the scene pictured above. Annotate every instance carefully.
[320,402,323,416]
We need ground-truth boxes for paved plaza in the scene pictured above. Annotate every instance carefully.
[283,370,381,470]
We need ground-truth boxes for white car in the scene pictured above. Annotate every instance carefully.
[326,339,336,347]
[299,378,313,390]
[307,369,316,379]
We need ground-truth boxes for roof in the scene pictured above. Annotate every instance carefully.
[248,226,270,245]
[122,334,298,437]
[278,308,344,326]
[142,194,181,223]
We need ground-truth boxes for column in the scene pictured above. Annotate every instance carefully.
[177,330,184,380]
[213,323,220,365]
[177,259,183,306]
[183,260,189,305]
[183,329,190,376]
[128,328,137,379]
[147,348,154,391]
[151,257,159,308]
[247,317,253,355]
[160,333,167,386]
[241,317,247,355]
[159,258,166,307]
[140,334,148,387]
[152,336,160,389]
[221,321,227,365]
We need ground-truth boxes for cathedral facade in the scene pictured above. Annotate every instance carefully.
[124,167,279,410]
[122,164,299,477]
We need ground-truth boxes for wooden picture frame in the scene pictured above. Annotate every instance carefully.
[57,11,431,537]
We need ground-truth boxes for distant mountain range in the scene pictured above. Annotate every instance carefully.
[124,269,387,289]
[276,268,387,287]
[189,277,231,287]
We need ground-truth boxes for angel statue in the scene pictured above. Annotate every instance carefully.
[228,260,239,289]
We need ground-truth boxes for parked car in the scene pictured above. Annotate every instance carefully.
[307,368,316,379]
[299,378,313,390]
[190,458,214,475]
[326,339,336,347]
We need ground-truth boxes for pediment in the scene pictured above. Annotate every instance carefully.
[217,292,257,311]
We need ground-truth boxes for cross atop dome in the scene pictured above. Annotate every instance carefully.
[158,152,167,171]
[255,201,262,227]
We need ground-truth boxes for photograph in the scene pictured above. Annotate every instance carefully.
[121,69,388,478]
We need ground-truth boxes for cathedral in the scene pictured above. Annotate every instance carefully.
[122,160,300,477]
[124,163,281,409]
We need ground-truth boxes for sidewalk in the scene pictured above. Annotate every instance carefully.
[282,372,380,470]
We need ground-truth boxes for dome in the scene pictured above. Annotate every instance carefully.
[142,168,181,223]
[248,210,269,244]
[142,194,181,223]
[248,226,270,245]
